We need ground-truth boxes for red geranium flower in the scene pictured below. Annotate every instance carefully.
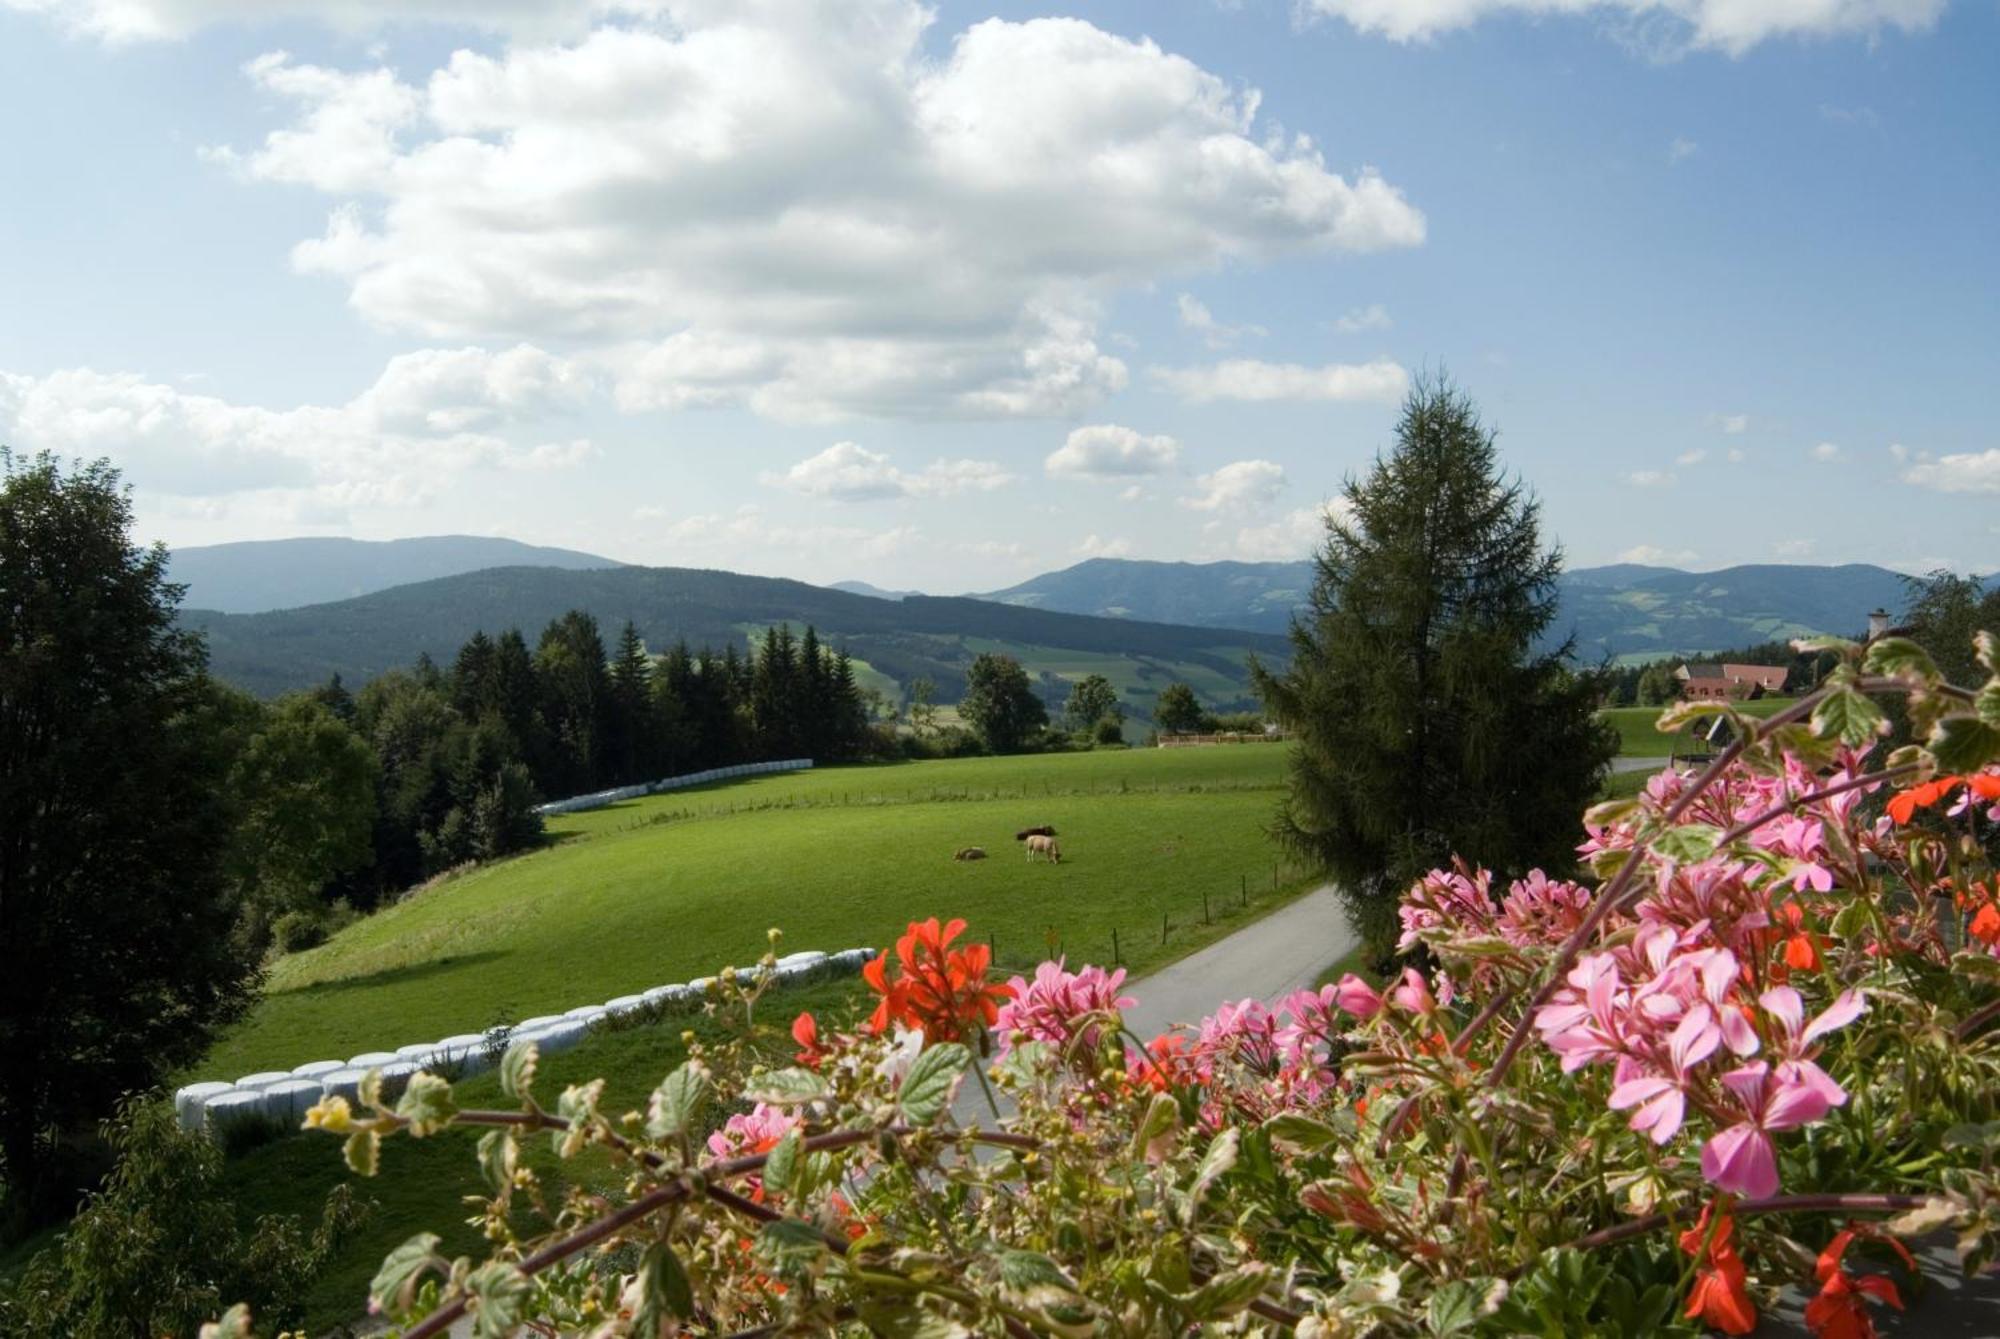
[862,917,1013,1043]
[1804,1226,1914,1339]
[1680,1202,1757,1336]
[792,1011,825,1068]
[1887,772,2000,824]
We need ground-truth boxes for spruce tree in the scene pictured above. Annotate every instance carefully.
[607,620,653,782]
[1253,379,1615,961]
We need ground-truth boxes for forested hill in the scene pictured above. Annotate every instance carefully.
[180,564,1288,710]
[978,557,1918,662]
[166,535,624,613]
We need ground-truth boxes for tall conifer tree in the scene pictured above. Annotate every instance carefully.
[1254,379,1614,960]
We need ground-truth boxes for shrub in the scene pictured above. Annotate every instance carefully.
[0,1098,366,1337]
[1092,714,1126,746]
[211,632,2000,1339]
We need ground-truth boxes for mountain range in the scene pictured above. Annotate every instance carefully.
[180,565,1286,717]
[167,535,622,614]
[977,557,1918,663]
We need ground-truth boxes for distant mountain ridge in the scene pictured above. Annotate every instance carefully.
[976,557,1918,662]
[167,535,624,614]
[181,564,1288,717]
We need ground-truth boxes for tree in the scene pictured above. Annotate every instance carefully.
[0,453,261,1225]
[533,611,610,796]
[1064,674,1122,734]
[958,654,1047,754]
[1153,682,1207,735]
[1252,380,1615,962]
[224,695,378,949]
[607,620,655,783]
[906,677,938,737]
[1902,569,2000,688]
[0,1097,365,1335]
[1636,662,1678,706]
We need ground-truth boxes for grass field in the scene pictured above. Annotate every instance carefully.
[1597,696,1797,758]
[171,744,1314,1327]
[196,745,1311,1081]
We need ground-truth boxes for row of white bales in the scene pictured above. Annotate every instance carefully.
[174,947,874,1138]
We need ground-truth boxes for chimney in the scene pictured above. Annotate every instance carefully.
[1867,609,1891,641]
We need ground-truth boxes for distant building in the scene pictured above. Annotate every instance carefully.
[1674,662,1788,701]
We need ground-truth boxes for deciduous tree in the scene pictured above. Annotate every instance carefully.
[1153,681,1207,735]
[959,653,1047,754]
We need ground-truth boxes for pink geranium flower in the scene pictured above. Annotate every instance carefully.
[993,959,1135,1057]
[1700,1062,1837,1199]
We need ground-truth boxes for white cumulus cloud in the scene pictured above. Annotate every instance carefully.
[1074,533,1135,558]
[1045,424,1182,479]
[1332,303,1392,333]
[1185,459,1287,512]
[1901,448,2000,494]
[1230,501,1347,560]
[760,442,1011,501]
[1294,0,1946,56]
[1625,469,1675,488]
[193,4,1423,422]
[1176,294,1267,349]
[1618,543,1699,565]
[1152,358,1409,403]
[1812,441,1843,462]
[1675,448,1708,466]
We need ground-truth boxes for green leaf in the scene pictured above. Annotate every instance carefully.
[754,1219,830,1280]
[999,1250,1077,1295]
[1583,797,1639,829]
[1977,681,2000,728]
[553,1079,605,1157]
[1887,1197,1962,1237]
[198,1303,255,1339]
[476,1129,517,1198]
[1655,699,1735,733]
[1132,1090,1180,1162]
[854,1302,972,1339]
[343,1128,380,1178]
[499,1041,538,1103]
[370,1233,445,1318]
[1829,898,1870,941]
[647,1063,712,1140]
[1260,1112,1346,1153]
[465,1260,533,1339]
[897,1043,969,1125]
[1184,1263,1273,1320]
[1931,715,2000,773]
[763,1126,802,1197]
[1650,823,1720,863]
[1190,1128,1239,1207]
[394,1071,457,1137]
[357,1068,385,1113]
[1812,686,1886,747]
[1425,1279,1495,1334]
[1588,846,1633,880]
[741,1065,830,1108]
[633,1243,694,1330]
[1864,636,1940,683]
[1976,631,1998,676]
[1793,633,1859,655]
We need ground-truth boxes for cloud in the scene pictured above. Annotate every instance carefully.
[1293,0,1946,56]
[1772,538,1816,558]
[1717,413,1749,434]
[1812,441,1843,462]
[1184,459,1287,512]
[1152,357,1409,403]
[1176,294,1267,349]
[1675,448,1707,466]
[1045,424,1182,479]
[1625,469,1674,488]
[1819,103,1883,128]
[1074,533,1134,558]
[663,503,921,562]
[1668,136,1698,163]
[1230,501,1346,560]
[1901,448,2000,494]
[1889,442,1908,462]
[1618,543,1699,565]
[196,6,1423,422]
[1727,448,1746,463]
[760,442,1011,501]
[1332,303,1392,333]
[2,0,630,41]
[0,345,593,517]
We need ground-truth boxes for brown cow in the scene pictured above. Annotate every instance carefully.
[1014,825,1057,841]
[1024,834,1061,864]
[954,846,988,861]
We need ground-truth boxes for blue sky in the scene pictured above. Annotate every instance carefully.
[1,0,1993,590]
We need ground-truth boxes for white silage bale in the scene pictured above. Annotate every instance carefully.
[291,1060,344,1080]
[565,1004,608,1023]
[318,1068,368,1104]
[533,1019,589,1054]
[777,950,827,969]
[263,1079,327,1124]
[203,1090,267,1137]
[175,1082,235,1132]
[233,1070,295,1091]
[604,994,648,1018]
[516,1015,563,1031]
[347,1050,401,1068]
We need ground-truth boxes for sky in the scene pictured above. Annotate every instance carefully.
[1,0,1995,592]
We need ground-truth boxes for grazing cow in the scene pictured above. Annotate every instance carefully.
[1025,834,1061,864]
[1014,825,1057,841]
[954,846,987,861]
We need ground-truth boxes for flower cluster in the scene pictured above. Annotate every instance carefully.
[993,959,1133,1056]
[861,916,1013,1043]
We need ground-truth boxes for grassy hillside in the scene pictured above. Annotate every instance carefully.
[1598,696,1798,758]
[179,563,1288,712]
[193,746,1308,1080]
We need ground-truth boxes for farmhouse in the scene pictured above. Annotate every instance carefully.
[1673,661,1788,701]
